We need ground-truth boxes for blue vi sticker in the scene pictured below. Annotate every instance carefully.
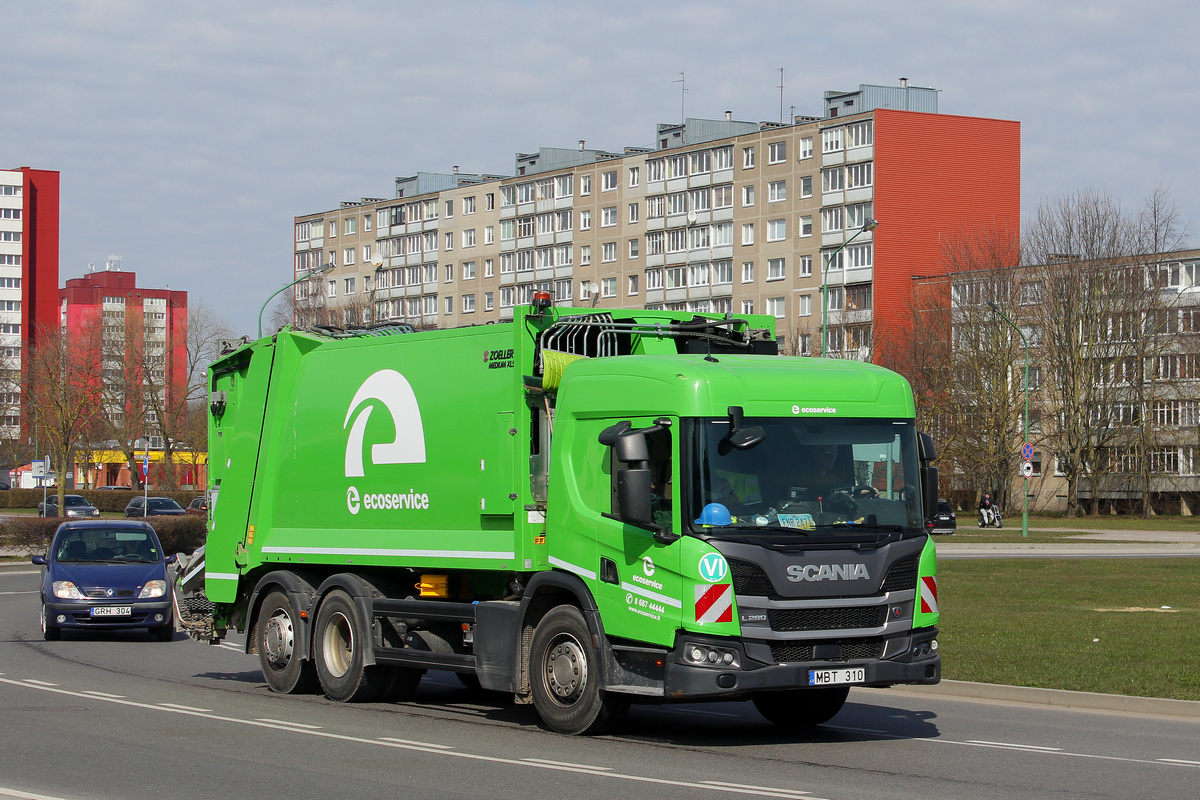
[698,552,729,583]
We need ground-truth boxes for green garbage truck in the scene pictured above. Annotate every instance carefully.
[187,300,941,734]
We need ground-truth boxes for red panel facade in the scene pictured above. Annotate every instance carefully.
[17,168,60,350]
[871,110,1021,356]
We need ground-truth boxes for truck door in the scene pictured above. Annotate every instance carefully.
[593,419,682,648]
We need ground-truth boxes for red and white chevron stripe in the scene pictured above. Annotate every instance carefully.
[694,583,733,624]
[920,575,938,614]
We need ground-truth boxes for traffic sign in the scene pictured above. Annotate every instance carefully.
[1021,442,1034,461]
[1021,460,1034,478]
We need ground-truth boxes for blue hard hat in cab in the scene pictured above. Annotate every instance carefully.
[694,503,732,526]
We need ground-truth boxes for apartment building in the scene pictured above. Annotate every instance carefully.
[0,167,60,433]
[60,266,189,448]
[292,83,1019,356]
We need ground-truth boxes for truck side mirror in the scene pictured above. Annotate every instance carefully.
[922,465,939,522]
[614,431,650,464]
[617,468,654,527]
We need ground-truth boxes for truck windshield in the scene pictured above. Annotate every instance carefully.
[685,417,924,538]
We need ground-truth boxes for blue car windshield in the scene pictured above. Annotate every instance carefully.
[55,530,160,562]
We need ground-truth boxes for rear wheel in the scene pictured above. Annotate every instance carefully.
[529,605,628,735]
[313,590,389,702]
[40,603,60,641]
[380,666,425,701]
[257,590,318,694]
[752,686,849,729]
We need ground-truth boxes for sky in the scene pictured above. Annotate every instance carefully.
[4,0,1199,336]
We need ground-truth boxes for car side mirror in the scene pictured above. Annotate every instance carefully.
[31,555,46,566]
[165,554,177,564]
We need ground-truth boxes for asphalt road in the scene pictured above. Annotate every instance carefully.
[1,567,1198,800]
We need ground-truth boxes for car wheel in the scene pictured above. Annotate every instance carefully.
[153,623,175,642]
[41,602,61,641]
[313,589,389,702]
[529,605,628,735]
[752,686,850,728]
[256,590,319,694]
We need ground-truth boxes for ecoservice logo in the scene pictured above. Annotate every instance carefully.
[343,369,431,515]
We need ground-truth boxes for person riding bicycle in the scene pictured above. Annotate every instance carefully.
[978,493,995,527]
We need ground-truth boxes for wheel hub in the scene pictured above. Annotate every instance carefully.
[545,636,587,702]
[321,612,354,679]
[263,612,294,668]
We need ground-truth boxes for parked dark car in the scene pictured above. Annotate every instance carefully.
[96,485,129,490]
[929,499,957,535]
[38,494,101,518]
[184,496,208,517]
[124,496,187,518]
[31,520,176,641]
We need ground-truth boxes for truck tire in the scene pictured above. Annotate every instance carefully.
[752,686,849,728]
[257,590,318,694]
[380,666,424,702]
[313,590,389,702]
[529,605,628,735]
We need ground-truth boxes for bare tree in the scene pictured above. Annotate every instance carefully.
[23,322,105,509]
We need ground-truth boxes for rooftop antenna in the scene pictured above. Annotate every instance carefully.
[778,67,785,123]
[673,72,687,123]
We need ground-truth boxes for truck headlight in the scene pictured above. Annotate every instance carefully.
[683,642,741,669]
[53,581,84,599]
[139,580,166,599]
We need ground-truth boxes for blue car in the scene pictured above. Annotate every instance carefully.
[32,520,177,641]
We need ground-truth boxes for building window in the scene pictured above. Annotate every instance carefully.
[484,225,494,245]
[463,229,476,248]
[579,174,592,195]
[555,279,572,301]
[766,297,785,318]
[628,274,639,295]
[444,200,454,218]
[714,146,733,170]
[646,268,663,290]
[462,261,476,280]
[463,294,476,313]
[647,159,664,182]
[822,128,844,153]
[767,258,786,280]
[485,291,494,311]
[741,261,754,283]
[601,278,617,298]
[344,248,355,266]
[799,216,813,238]
[798,137,813,160]
[445,295,454,315]
[628,238,640,258]
[823,206,844,233]
[713,184,733,209]
[847,120,873,148]
[345,277,356,294]
[602,171,618,191]
[601,207,617,227]
[691,187,711,211]
[628,202,639,224]
[767,219,786,242]
[646,195,665,219]
[768,141,786,164]
[463,196,476,215]
[690,150,711,174]
[579,210,591,231]
[712,260,733,284]
[847,162,874,189]
[800,175,813,198]
[628,166,640,187]
[741,300,754,314]
[742,185,755,207]
[444,232,454,251]
[1020,281,1043,305]
[742,146,755,169]
[823,167,844,193]
[768,180,787,202]
[329,220,337,237]
[798,294,812,317]
[846,283,872,310]
[799,254,812,277]
[602,242,617,262]
[741,223,755,245]
[500,287,514,308]
[485,193,495,211]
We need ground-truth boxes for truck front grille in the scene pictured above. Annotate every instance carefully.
[730,554,922,600]
[768,605,887,632]
[770,638,885,664]
[880,555,919,592]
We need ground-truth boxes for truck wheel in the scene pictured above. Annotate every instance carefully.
[257,590,318,694]
[380,666,424,702]
[313,590,388,702]
[752,686,849,728]
[530,606,628,735]
[41,603,61,641]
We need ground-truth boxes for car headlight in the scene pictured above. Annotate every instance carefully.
[52,581,84,600]
[139,580,167,599]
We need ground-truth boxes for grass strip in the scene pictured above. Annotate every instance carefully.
[939,558,1200,701]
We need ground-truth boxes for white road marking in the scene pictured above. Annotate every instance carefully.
[0,676,826,798]
[0,591,39,595]
[20,680,57,687]
[522,758,613,771]
[967,739,1064,752]
[0,571,41,576]
[79,691,125,699]
[255,718,322,729]
[827,725,896,736]
[158,702,212,712]
[0,785,83,800]
[1158,759,1200,767]
[378,737,454,750]
[701,781,816,798]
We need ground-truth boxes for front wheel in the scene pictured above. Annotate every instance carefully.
[40,602,60,641]
[529,606,628,735]
[257,590,319,694]
[752,686,849,728]
[313,590,389,702]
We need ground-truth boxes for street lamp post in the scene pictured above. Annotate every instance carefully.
[258,263,335,338]
[986,301,1030,539]
[821,218,878,357]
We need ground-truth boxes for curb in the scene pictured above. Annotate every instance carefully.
[868,679,1200,720]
